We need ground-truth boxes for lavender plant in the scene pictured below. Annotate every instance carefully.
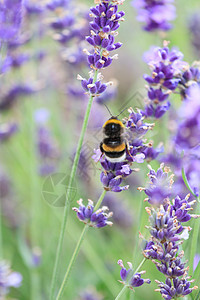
[116,164,199,299]
[50,0,126,298]
[141,166,199,299]
[1,0,200,298]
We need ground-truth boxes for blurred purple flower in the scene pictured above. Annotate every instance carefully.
[143,43,188,118]
[178,66,200,100]
[1,53,30,73]
[0,0,23,43]
[103,194,134,228]
[35,109,60,176]
[79,287,103,300]
[132,0,176,31]
[0,84,37,111]
[0,261,22,297]
[193,254,200,272]
[24,0,44,15]
[142,164,174,206]
[46,0,70,10]
[0,122,18,142]
[188,12,200,58]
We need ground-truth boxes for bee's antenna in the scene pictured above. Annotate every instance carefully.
[116,106,129,117]
[104,104,113,117]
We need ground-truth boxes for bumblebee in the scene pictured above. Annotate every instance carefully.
[100,116,127,163]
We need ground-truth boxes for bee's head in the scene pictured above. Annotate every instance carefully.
[103,117,124,136]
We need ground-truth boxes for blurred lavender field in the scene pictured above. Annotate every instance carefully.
[1,0,200,299]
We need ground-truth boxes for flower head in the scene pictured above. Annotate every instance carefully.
[118,260,151,290]
[73,199,113,228]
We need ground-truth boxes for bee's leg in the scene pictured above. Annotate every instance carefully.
[125,139,133,159]
[100,142,104,154]
[97,142,105,161]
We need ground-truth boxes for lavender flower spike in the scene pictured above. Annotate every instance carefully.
[118,260,151,290]
[141,165,199,300]
[143,41,189,118]
[78,0,125,96]
[72,199,113,228]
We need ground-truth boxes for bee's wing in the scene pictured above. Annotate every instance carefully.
[73,126,103,163]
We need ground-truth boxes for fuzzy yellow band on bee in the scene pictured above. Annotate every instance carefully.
[103,119,125,128]
[102,143,126,152]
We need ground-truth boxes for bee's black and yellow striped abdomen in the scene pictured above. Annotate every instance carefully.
[100,116,127,162]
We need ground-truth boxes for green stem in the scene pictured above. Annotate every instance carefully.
[94,189,107,210]
[189,197,200,276]
[182,168,199,202]
[50,71,98,299]
[132,193,145,266]
[115,258,146,300]
[55,189,107,299]
[0,201,3,259]
[56,225,89,300]
[182,169,200,275]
